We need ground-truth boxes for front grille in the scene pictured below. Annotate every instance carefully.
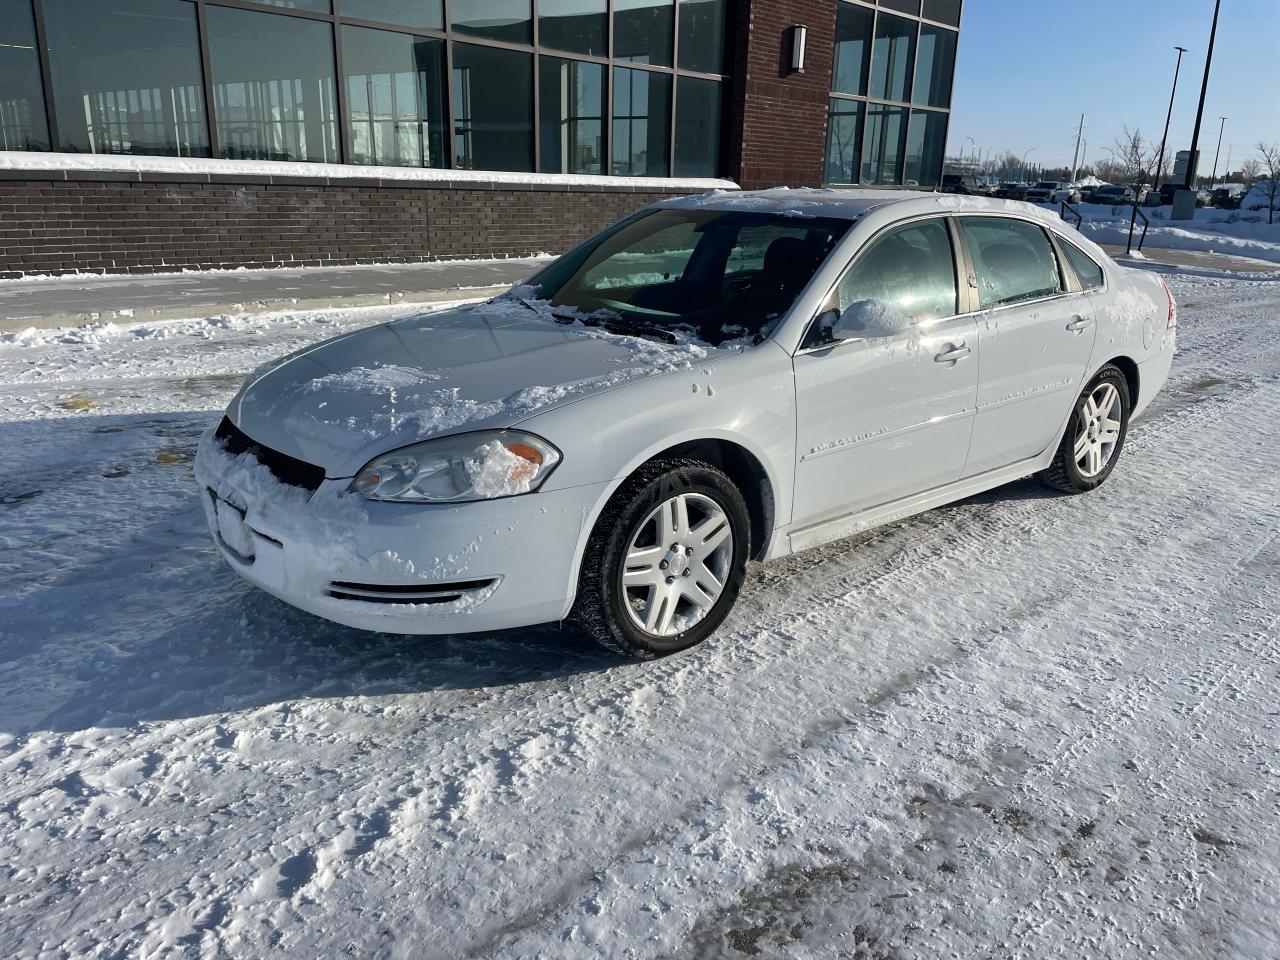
[328,578,498,605]
[215,416,326,492]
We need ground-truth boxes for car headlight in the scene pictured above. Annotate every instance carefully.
[350,430,561,503]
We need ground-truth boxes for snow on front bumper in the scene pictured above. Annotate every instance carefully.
[193,427,608,634]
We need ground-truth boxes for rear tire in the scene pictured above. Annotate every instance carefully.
[1041,364,1131,494]
[568,458,750,660]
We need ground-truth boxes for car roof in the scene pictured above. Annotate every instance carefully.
[654,187,1065,226]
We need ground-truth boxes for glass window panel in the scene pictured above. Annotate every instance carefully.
[824,98,863,184]
[922,0,962,27]
[869,12,915,103]
[342,0,443,30]
[959,217,1064,309]
[913,24,955,107]
[862,103,906,185]
[1060,239,1104,290]
[612,67,670,176]
[678,0,726,74]
[43,0,208,157]
[832,3,873,96]
[342,26,445,168]
[452,43,532,171]
[904,109,945,188]
[452,0,531,45]
[831,218,957,321]
[207,6,338,162]
[615,0,674,67]
[0,0,49,151]
[880,0,919,14]
[539,0,606,57]
[251,0,332,11]
[674,76,720,177]
[538,57,603,174]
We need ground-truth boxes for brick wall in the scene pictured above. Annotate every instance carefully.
[0,175,698,279]
[726,0,837,190]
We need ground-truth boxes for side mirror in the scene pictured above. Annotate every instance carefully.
[828,299,912,341]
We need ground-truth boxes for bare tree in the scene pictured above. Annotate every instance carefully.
[1239,158,1261,185]
[1108,127,1159,194]
[1255,144,1280,224]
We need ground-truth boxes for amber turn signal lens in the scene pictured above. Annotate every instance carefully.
[505,442,544,465]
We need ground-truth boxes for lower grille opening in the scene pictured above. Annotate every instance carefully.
[328,578,498,605]
[215,416,325,492]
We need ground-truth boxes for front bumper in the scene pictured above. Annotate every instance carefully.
[194,428,609,635]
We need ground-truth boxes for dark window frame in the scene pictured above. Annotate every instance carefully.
[18,0,728,177]
[823,0,961,190]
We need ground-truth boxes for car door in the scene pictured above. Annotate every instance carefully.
[791,216,979,529]
[957,216,1099,476]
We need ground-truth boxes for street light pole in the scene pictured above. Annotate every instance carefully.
[1210,116,1228,186]
[1022,147,1035,183]
[1154,46,1188,193]
[1183,0,1223,191]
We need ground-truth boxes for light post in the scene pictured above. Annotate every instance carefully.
[1154,46,1188,194]
[1210,116,1228,187]
[1177,0,1223,219]
[1021,147,1036,183]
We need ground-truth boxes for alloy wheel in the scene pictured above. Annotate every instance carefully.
[620,492,734,637]
[1074,382,1123,479]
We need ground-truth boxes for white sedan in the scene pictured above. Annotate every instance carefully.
[195,190,1177,659]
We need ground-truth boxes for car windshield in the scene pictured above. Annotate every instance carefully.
[527,209,850,345]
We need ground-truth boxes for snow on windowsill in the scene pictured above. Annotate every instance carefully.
[0,151,739,192]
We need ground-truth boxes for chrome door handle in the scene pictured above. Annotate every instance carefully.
[1067,316,1093,332]
[934,344,971,363]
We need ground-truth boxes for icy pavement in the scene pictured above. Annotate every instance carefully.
[1,273,1278,959]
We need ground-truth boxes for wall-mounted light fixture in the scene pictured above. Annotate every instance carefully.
[791,25,807,74]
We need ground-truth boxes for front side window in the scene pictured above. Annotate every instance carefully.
[960,217,1063,309]
[1060,238,1105,290]
[828,218,957,322]
[531,209,849,344]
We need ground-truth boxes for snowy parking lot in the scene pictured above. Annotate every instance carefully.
[1,265,1278,958]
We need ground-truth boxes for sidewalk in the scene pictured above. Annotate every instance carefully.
[1098,244,1277,274]
[0,257,547,332]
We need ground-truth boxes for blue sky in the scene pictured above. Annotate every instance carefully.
[947,0,1280,173]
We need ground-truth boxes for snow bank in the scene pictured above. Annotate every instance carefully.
[0,149,738,193]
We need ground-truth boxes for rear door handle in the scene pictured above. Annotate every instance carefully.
[1067,316,1093,333]
[934,343,971,364]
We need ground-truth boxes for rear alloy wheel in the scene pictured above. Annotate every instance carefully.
[569,459,750,659]
[1041,365,1131,493]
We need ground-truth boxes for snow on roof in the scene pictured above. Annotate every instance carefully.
[657,187,1057,223]
[657,187,939,220]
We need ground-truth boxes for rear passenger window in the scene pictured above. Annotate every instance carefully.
[1059,238,1105,290]
[830,218,958,322]
[960,217,1063,309]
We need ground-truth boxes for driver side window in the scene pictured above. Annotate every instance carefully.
[828,218,959,323]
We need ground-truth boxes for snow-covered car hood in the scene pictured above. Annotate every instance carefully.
[227,300,713,476]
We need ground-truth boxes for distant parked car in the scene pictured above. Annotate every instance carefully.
[1025,181,1069,203]
[941,174,981,195]
[195,191,1177,657]
[1210,188,1242,209]
[1089,185,1134,205]
[1241,180,1278,213]
[996,182,1028,201]
[1050,184,1083,204]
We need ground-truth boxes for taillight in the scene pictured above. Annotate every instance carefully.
[1163,279,1177,328]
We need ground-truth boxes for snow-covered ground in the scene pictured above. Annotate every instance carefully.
[2,269,1279,959]
[1070,203,1280,265]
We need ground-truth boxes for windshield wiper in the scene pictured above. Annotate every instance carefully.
[581,314,678,344]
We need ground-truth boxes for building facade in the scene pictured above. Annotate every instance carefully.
[0,0,961,277]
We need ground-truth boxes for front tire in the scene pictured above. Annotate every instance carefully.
[1041,365,1131,493]
[568,458,750,659]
